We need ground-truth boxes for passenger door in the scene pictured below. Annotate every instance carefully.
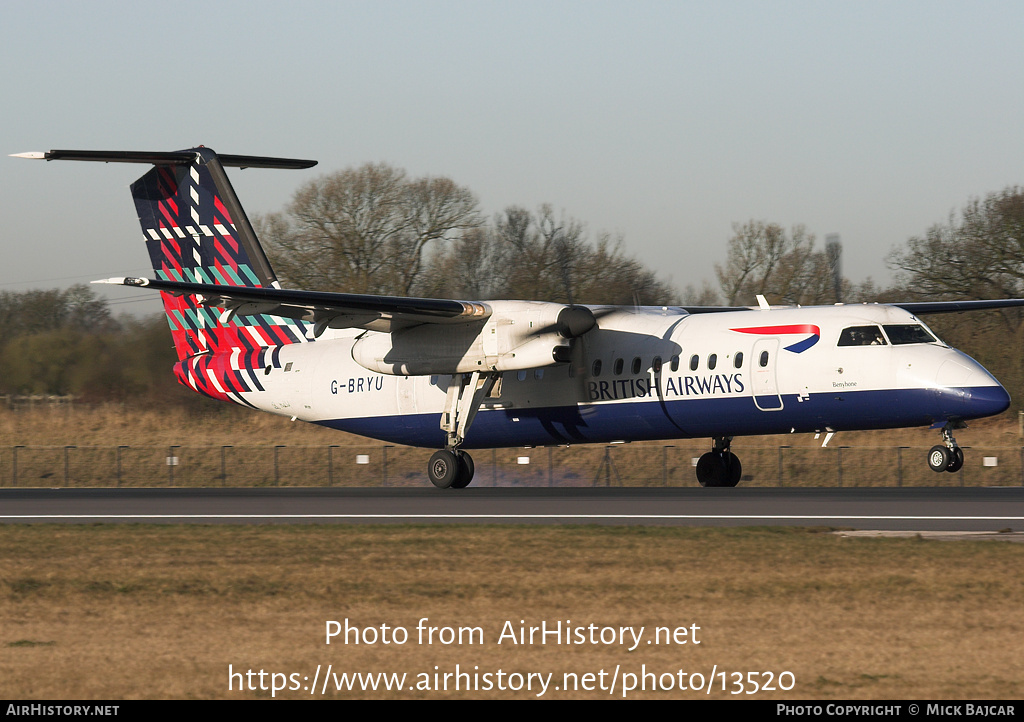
[751,339,783,411]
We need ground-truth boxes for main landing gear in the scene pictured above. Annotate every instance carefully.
[426,371,497,489]
[927,423,965,473]
[427,449,476,489]
[695,436,742,488]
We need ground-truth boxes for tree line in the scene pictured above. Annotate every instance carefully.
[0,286,183,404]
[4,161,1022,411]
[254,163,675,306]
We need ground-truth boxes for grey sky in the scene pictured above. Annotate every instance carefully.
[3,0,1023,314]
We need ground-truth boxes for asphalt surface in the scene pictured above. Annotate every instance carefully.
[2,486,1024,531]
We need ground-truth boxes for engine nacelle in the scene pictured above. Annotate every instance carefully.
[351,300,595,375]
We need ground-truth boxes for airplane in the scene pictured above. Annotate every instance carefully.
[13,146,1024,488]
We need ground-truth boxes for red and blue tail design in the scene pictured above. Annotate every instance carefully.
[130,147,310,405]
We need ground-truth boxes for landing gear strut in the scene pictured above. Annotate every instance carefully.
[928,422,965,473]
[426,372,498,489]
[696,437,742,488]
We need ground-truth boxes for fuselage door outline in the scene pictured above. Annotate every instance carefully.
[751,338,783,411]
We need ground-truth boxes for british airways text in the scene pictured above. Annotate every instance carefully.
[587,374,744,401]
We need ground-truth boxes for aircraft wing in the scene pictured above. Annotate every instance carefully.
[678,299,1024,315]
[95,277,490,336]
[893,299,1024,314]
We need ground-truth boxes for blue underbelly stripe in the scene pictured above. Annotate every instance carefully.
[315,386,1008,449]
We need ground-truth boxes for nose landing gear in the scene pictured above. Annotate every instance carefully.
[928,423,965,473]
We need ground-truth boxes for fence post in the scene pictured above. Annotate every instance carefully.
[168,445,179,487]
[13,445,24,487]
[383,445,391,487]
[663,445,674,485]
[492,448,497,486]
[778,446,789,487]
[897,447,907,487]
[327,445,335,486]
[64,445,75,487]
[274,445,284,486]
[548,447,553,487]
[221,446,231,487]
[117,445,128,488]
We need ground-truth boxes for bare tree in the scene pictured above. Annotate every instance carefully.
[418,205,676,305]
[257,163,481,295]
[887,186,1024,304]
[715,220,835,306]
[886,186,1024,406]
[680,280,721,306]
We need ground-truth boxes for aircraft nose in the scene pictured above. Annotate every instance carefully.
[934,357,1010,420]
[967,384,1011,417]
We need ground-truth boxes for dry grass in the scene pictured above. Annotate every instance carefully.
[1,404,1020,449]
[0,404,344,447]
[1,524,1022,699]
[1,406,1023,488]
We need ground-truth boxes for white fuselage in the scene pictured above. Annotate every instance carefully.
[240,304,1008,448]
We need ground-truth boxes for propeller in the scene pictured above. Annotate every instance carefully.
[528,304,621,339]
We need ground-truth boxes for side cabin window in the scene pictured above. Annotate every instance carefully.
[707,354,717,370]
[759,350,769,367]
[689,354,699,371]
[883,324,937,345]
[652,356,663,373]
[734,351,744,369]
[592,359,603,377]
[670,355,680,372]
[838,326,887,347]
[631,357,642,374]
[614,358,624,375]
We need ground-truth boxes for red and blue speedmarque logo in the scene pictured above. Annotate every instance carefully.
[730,324,821,353]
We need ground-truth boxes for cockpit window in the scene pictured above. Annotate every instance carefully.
[883,324,937,345]
[838,326,887,346]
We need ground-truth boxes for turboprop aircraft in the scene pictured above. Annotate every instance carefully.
[14,147,1024,488]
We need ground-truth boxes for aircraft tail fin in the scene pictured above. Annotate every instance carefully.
[130,147,315,402]
[128,148,315,359]
[18,147,317,403]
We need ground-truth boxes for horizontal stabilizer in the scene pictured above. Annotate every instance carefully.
[11,149,316,169]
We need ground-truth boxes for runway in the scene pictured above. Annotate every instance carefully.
[2,486,1024,531]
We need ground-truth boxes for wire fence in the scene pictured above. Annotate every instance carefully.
[1,443,1023,488]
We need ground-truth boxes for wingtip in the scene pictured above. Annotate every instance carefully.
[10,152,46,160]
[92,277,130,286]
